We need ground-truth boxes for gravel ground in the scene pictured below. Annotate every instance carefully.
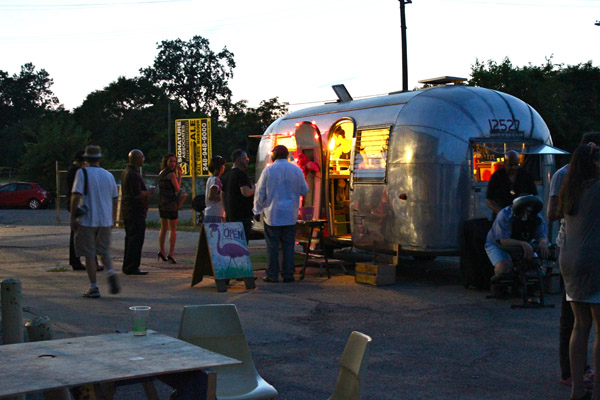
[0,208,576,399]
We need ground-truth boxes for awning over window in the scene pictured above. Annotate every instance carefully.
[524,144,569,155]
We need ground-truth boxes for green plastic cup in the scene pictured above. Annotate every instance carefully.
[129,306,151,336]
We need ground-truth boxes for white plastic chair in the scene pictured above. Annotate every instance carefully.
[328,331,372,400]
[178,304,278,400]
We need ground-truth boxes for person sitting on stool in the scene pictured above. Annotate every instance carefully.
[484,195,550,279]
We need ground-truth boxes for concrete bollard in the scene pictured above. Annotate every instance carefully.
[25,316,54,342]
[1,278,24,345]
[1,279,25,400]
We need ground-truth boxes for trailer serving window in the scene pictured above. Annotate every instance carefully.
[352,127,390,183]
[471,140,567,183]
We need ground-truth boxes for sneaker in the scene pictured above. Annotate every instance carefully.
[83,287,100,298]
[108,273,120,295]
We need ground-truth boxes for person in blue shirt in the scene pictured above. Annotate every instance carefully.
[485,195,550,276]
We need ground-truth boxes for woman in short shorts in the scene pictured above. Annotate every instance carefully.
[157,153,187,264]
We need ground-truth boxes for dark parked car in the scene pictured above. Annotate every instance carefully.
[0,182,53,209]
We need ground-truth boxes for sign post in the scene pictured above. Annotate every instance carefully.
[175,118,212,225]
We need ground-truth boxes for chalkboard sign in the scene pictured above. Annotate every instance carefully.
[192,222,255,292]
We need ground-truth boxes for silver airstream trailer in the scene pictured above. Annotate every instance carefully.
[253,77,566,259]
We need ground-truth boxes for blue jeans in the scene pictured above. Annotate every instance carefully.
[264,223,296,280]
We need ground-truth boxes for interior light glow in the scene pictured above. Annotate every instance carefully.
[314,134,319,140]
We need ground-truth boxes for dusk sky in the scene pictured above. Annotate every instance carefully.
[1,0,598,112]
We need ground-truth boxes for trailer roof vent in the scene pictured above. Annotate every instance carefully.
[332,84,353,102]
[418,76,467,86]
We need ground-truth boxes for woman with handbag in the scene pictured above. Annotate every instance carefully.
[157,153,188,264]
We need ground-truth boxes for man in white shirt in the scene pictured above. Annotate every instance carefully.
[254,145,309,283]
[70,145,120,298]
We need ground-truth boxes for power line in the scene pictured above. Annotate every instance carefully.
[0,0,189,9]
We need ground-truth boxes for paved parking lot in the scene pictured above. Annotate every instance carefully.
[0,208,573,399]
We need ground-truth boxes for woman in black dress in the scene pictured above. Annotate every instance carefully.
[157,153,187,263]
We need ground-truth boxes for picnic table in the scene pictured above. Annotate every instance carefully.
[0,331,241,399]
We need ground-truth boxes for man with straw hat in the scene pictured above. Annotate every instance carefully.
[70,145,120,298]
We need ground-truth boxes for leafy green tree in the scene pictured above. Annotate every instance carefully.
[0,63,60,130]
[73,76,174,171]
[558,62,600,147]
[140,35,235,120]
[0,120,33,169]
[18,111,89,190]
[0,63,61,168]
[215,97,289,160]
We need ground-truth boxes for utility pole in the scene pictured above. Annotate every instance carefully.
[399,0,412,92]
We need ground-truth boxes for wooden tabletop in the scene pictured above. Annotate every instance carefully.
[0,332,240,398]
[296,219,327,227]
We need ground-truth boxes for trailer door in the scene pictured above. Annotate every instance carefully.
[294,122,324,217]
[326,121,354,239]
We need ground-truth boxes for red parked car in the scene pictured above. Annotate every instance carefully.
[0,182,53,209]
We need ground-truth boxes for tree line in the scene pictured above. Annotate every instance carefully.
[0,35,289,190]
[1,35,598,190]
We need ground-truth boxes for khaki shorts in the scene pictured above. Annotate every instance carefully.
[74,226,112,258]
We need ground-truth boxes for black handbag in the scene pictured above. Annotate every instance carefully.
[75,169,88,217]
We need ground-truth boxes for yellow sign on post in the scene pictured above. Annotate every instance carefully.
[175,119,192,177]
[192,118,211,177]
[175,118,211,178]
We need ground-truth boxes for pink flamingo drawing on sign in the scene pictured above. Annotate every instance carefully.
[208,224,250,268]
